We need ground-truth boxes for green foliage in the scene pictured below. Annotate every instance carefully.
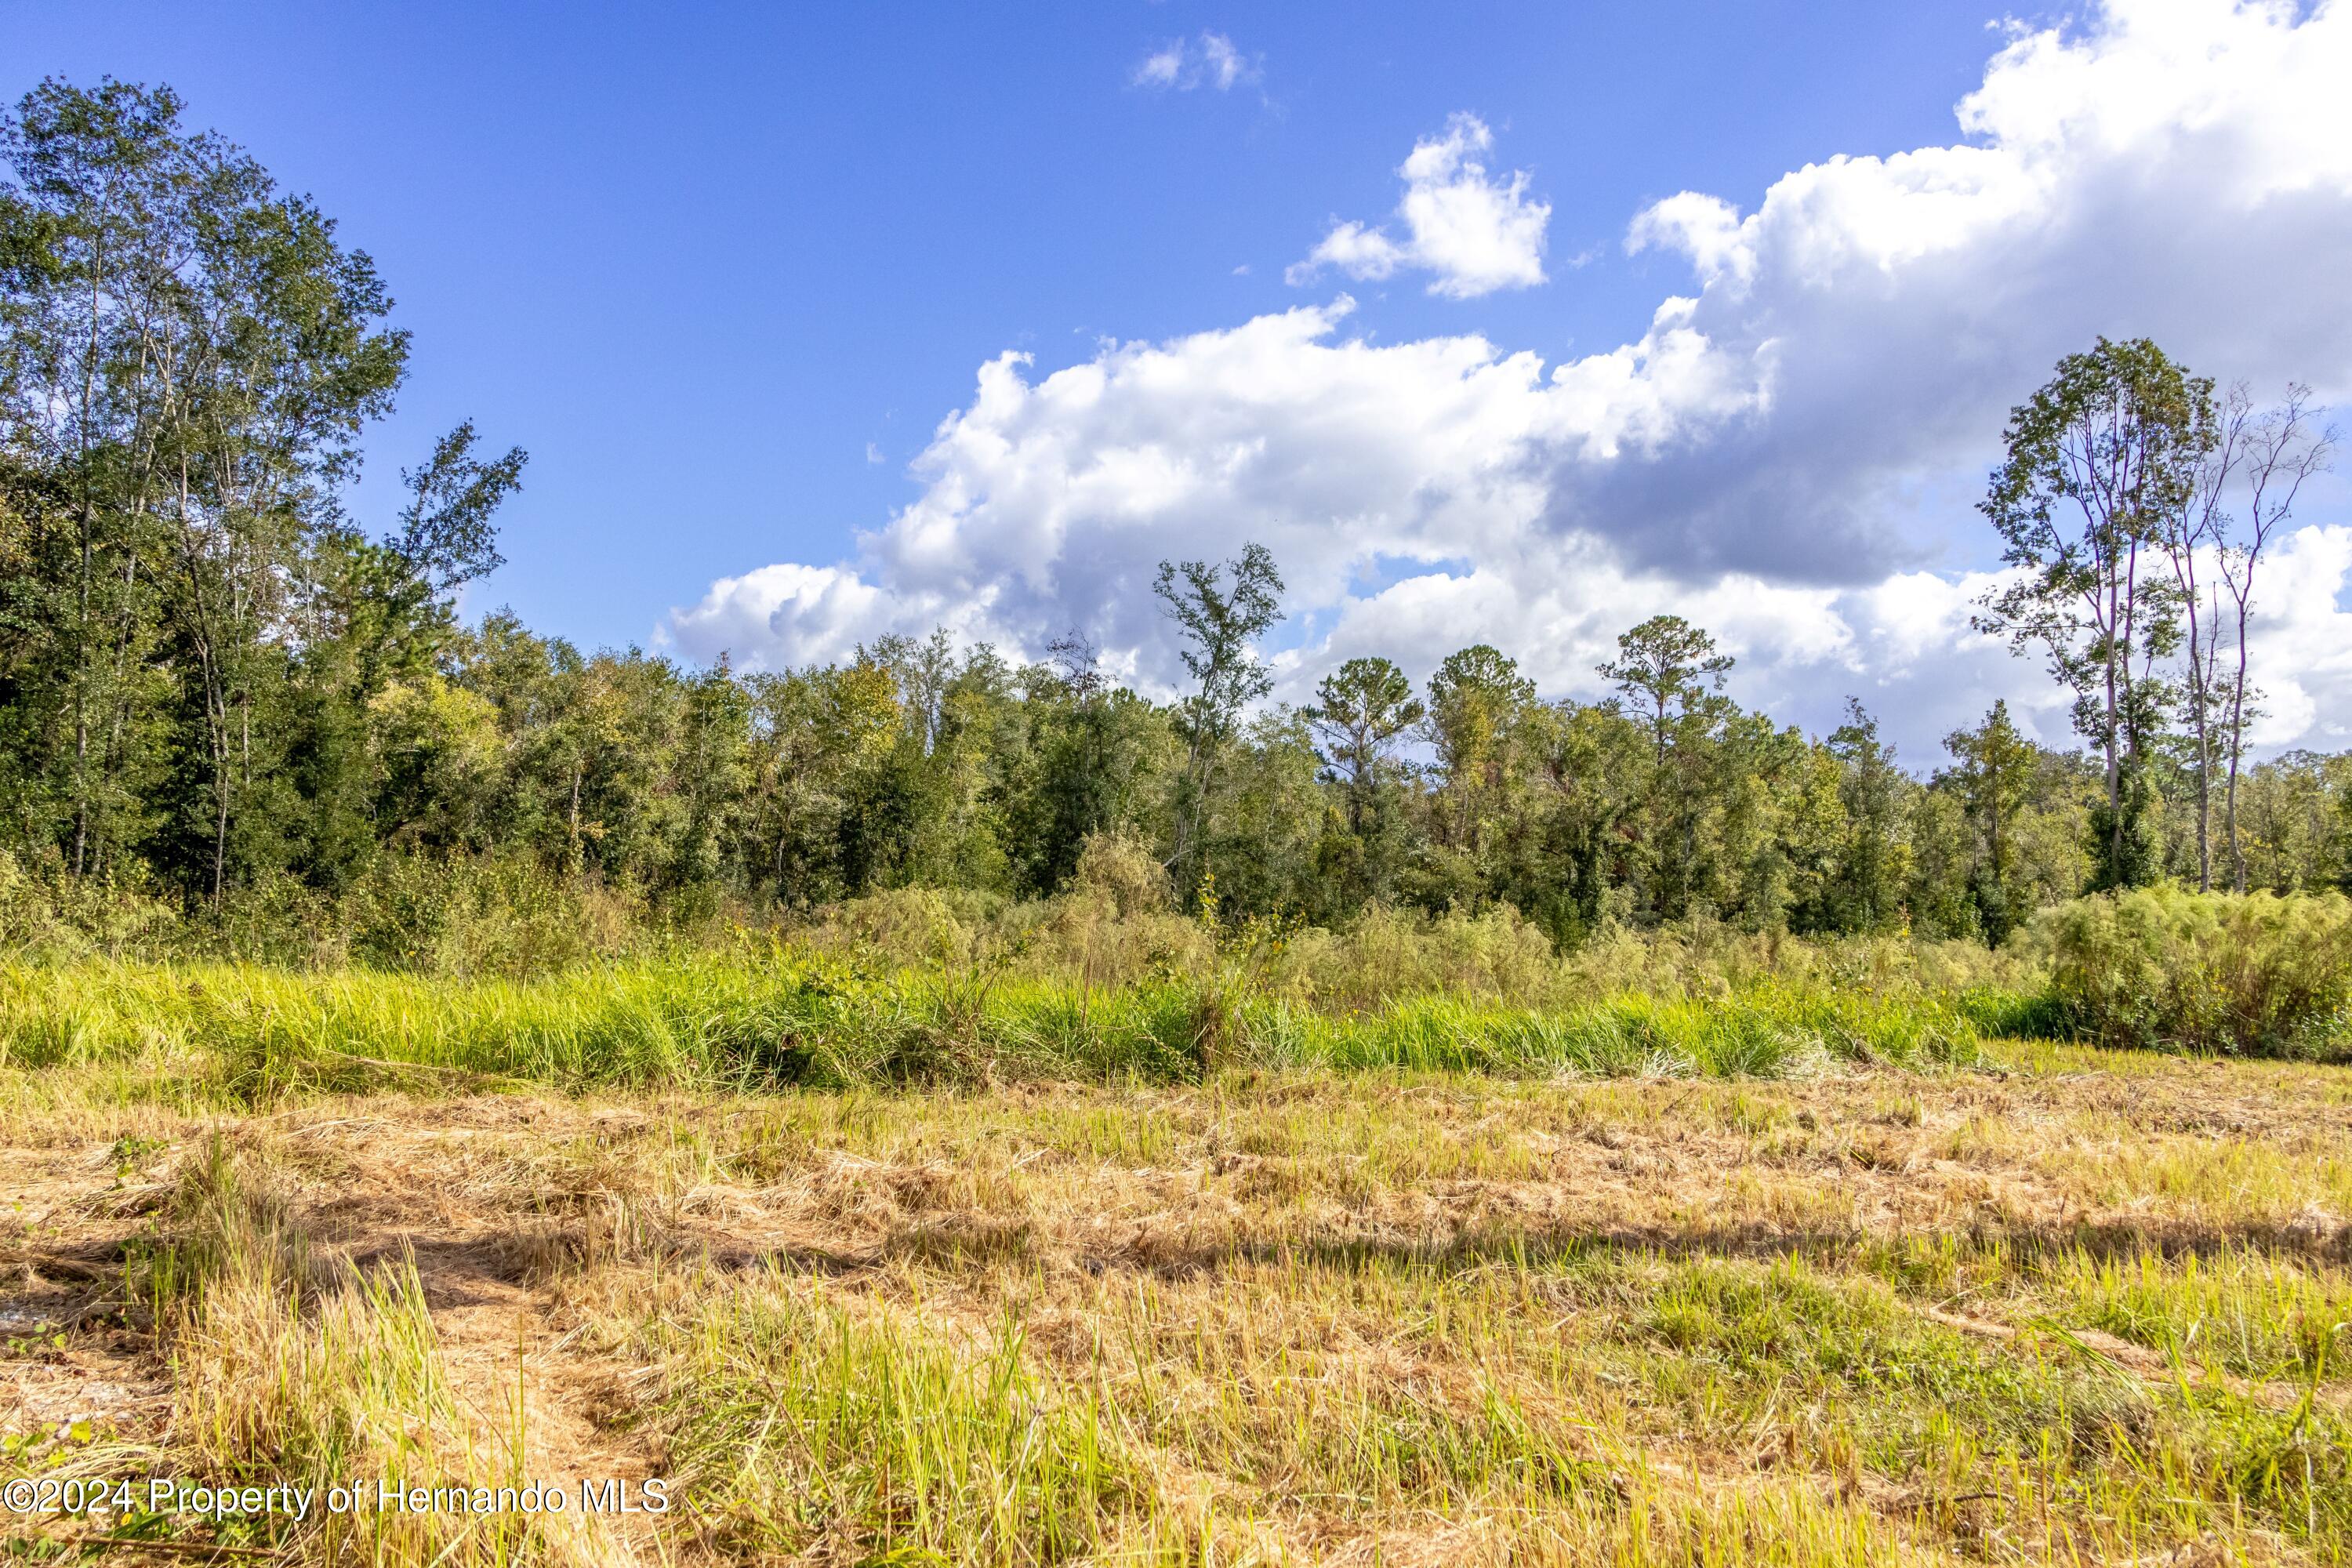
[1940,698,2053,943]
[1264,985,1977,1077]
[2037,887,2352,1058]
[2049,1248,2352,1387]
[1154,542,1285,896]
[5,81,2349,965]
[1598,613,1733,761]
[1,77,414,902]
[1974,338,2216,894]
[1303,655,1422,908]
[0,848,176,957]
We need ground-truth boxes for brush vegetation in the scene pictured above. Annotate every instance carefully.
[2043,885,2352,1058]
[9,875,2350,1092]
[4,894,2352,1566]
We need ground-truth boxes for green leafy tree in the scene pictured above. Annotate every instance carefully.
[1302,655,1422,907]
[1597,615,1733,764]
[1824,700,1907,933]
[1423,644,1535,860]
[1152,542,1283,895]
[1304,656,1421,826]
[1973,338,2209,891]
[669,656,750,894]
[1004,633,1170,897]
[1598,616,1735,918]
[1941,699,2038,944]
[2,77,410,901]
[2232,749,2352,895]
[1504,701,1639,942]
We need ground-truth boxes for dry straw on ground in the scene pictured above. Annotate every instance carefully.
[6,1036,2351,1566]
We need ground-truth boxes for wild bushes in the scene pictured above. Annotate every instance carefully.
[0,835,2041,1007]
[16,868,2350,1077]
[800,877,2034,1019]
[2037,887,2352,1058]
[0,846,665,975]
[0,849,179,959]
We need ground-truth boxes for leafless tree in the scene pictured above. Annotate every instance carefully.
[2161,387,2252,890]
[2212,388,2335,891]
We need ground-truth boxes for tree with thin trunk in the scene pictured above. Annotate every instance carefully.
[1973,338,2206,892]
[1424,644,1534,850]
[1598,615,1734,918]
[1,80,192,878]
[1153,543,1283,895]
[1597,615,1731,764]
[2157,386,2249,889]
[2,78,408,902]
[2211,387,2334,891]
[1303,655,1421,835]
[1943,699,2037,945]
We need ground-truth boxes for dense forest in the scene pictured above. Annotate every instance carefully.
[3,78,2347,960]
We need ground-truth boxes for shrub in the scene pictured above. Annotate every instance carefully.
[1272,903,1563,1010]
[0,848,177,959]
[804,887,975,966]
[1068,829,1173,918]
[1011,834,1208,989]
[201,870,350,968]
[2035,887,2352,1058]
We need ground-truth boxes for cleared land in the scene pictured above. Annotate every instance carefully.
[6,1027,2352,1566]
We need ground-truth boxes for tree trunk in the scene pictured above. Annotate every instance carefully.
[70,227,108,880]
[2117,620,2136,865]
[2227,632,2250,893]
[568,758,584,873]
[2188,608,2212,892]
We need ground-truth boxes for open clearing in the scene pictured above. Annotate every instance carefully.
[6,1043,2352,1566]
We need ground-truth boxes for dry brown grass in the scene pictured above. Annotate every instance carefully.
[5,1043,2351,1565]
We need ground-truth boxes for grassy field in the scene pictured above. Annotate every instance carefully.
[4,943,2350,1566]
[0,948,1994,1090]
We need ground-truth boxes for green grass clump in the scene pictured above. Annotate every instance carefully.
[2044,1248,2352,1385]
[1951,982,2073,1040]
[0,957,833,1087]
[1253,987,1976,1077]
[662,1290,1189,1565]
[1590,1253,2352,1557]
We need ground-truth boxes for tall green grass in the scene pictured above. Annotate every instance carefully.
[0,955,1982,1092]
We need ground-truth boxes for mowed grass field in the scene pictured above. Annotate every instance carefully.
[4,960,2352,1565]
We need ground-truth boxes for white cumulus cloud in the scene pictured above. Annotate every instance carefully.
[1288,113,1551,299]
[677,0,2352,762]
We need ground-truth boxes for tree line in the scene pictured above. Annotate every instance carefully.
[2,79,2347,948]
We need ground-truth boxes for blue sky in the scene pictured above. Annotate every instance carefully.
[9,1,2002,636]
[9,0,2351,759]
